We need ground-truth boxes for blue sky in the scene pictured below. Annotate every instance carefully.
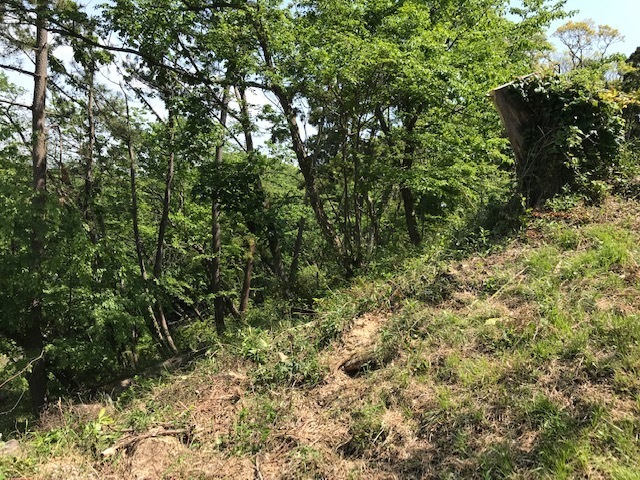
[549,0,640,56]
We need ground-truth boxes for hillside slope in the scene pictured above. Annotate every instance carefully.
[2,197,640,479]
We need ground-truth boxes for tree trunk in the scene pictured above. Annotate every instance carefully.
[82,67,97,243]
[400,185,420,245]
[211,86,230,335]
[275,86,343,257]
[26,0,49,415]
[341,139,351,259]
[375,108,421,245]
[239,236,256,313]
[289,216,305,282]
[237,84,286,291]
[365,192,381,252]
[152,111,178,353]
[363,136,381,252]
[124,93,168,354]
[353,133,363,265]
[252,19,342,258]
[401,122,420,245]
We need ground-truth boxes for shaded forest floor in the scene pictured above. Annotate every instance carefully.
[2,196,640,479]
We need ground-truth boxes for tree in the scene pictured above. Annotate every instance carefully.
[553,19,624,72]
[0,0,51,414]
[622,47,640,139]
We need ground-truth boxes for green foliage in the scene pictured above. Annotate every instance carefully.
[79,408,116,454]
[231,398,279,454]
[0,0,601,423]
[506,74,625,205]
[236,325,326,389]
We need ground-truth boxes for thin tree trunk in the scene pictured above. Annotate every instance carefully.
[236,85,254,153]
[342,136,351,254]
[253,20,342,258]
[365,192,380,252]
[211,199,224,333]
[275,85,343,257]
[342,159,353,276]
[239,236,256,313]
[363,136,381,252]
[211,86,230,335]
[267,230,286,286]
[123,92,167,354]
[289,216,305,282]
[128,139,147,280]
[401,186,420,245]
[154,303,175,353]
[401,138,420,246]
[153,115,176,278]
[236,85,286,290]
[353,140,362,265]
[82,67,96,242]
[27,0,49,415]
[374,108,421,245]
[152,111,178,353]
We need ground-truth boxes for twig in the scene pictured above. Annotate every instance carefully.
[254,455,264,480]
[0,351,44,390]
[0,63,34,77]
[0,97,32,110]
[0,389,26,415]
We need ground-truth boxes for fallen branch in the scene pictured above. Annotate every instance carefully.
[101,426,190,457]
[254,455,264,480]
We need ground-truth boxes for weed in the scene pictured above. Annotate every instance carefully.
[286,445,325,479]
[254,352,326,388]
[238,324,327,389]
[549,224,581,250]
[231,397,280,454]
[237,327,271,364]
[478,442,516,479]
[526,245,562,277]
[79,408,116,455]
[340,402,388,458]
[456,356,500,388]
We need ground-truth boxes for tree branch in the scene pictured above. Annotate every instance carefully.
[0,97,32,110]
[0,63,34,77]
[0,105,30,147]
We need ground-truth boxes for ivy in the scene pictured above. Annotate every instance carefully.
[506,74,624,205]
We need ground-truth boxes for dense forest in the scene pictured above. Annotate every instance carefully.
[0,0,639,422]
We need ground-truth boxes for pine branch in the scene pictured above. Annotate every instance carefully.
[0,97,32,110]
[0,63,34,77]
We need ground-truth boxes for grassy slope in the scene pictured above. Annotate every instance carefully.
[2,197,640,479]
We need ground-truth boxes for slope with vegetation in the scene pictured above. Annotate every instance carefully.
[1,195,640,479]
[1,0,640,477]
